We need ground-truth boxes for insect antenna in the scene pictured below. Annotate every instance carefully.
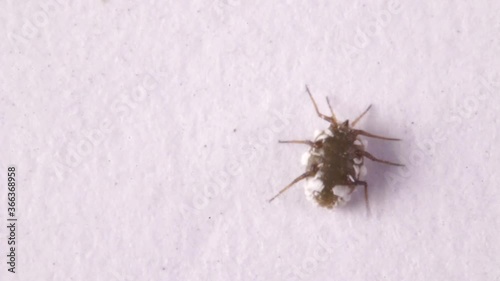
[351,104,372,127]
[325,97,337,123]
[305,85,338,126]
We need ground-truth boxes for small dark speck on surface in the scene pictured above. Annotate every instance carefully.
[233,128,237,132]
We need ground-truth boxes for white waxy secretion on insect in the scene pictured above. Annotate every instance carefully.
[301,152,311,166]
[354,165,367,178]
[359,165,367,178]
[332,185,352,204]
[353,165,366,179]
[304,173,324,202]
[313,129,322,138]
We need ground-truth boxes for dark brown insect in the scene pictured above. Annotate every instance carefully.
[269,85,403,209]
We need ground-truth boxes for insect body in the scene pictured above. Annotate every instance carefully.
[269,86,403,209]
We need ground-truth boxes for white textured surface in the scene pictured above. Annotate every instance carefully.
[1,1,500,280]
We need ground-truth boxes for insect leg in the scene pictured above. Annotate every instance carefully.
[354,180,370,214]
[351,104,372,127]
[353,129,401,141]
[325,96,337,123]
[305,85,338,126]
[268,169,317,203]
[362,151,404,166]
[278,140,314,146]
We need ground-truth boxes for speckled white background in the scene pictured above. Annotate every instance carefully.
[1,1,500,280]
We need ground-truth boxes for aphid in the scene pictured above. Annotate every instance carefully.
[269,85,403,209]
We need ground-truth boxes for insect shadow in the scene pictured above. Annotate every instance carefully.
[269,85,404,211]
